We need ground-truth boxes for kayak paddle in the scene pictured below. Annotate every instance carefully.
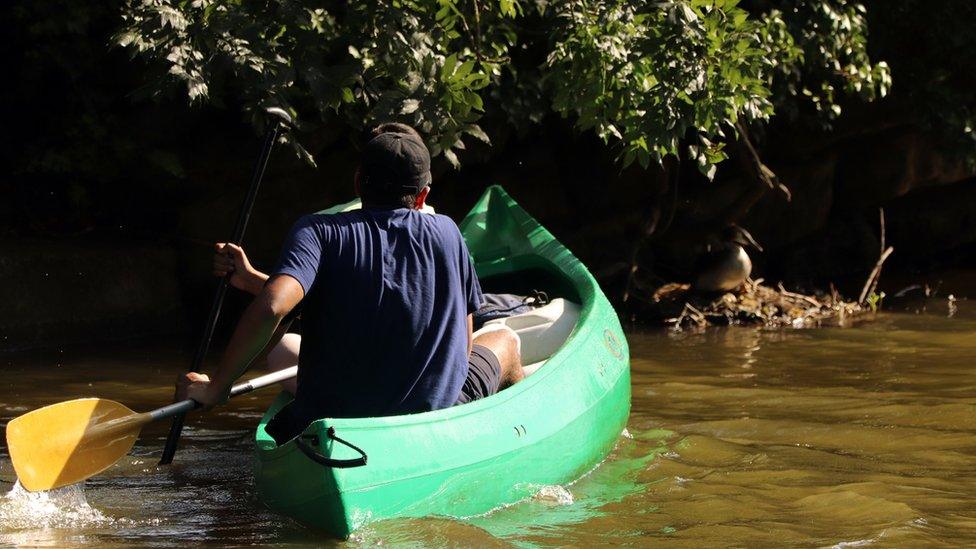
[160,106,294,465]
[5,366,296,492]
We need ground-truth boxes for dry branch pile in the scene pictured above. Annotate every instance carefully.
[622,210,892,330]
[649,278,868,330]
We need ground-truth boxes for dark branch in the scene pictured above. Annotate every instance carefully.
[734,120,792,201]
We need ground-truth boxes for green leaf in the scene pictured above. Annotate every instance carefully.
[287,135,318,168]
[466,73,490,90]
[637,149,650,169]
[622,149,636,168]
[443,148,460,168]
[464,124,491,144]
[400,98,421,114]
[442,54,458,79]
[466,90,484,111]
[455,60,475,81]
[500,0,516,18]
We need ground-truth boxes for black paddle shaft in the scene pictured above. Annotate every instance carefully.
[159,109,292,465]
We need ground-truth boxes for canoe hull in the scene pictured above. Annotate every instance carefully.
[254,186,631,536]
[256,366,628,536]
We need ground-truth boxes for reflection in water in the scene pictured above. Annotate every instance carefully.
[1,302,976,545]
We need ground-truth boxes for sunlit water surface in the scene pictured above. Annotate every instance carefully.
[1,300,975,546]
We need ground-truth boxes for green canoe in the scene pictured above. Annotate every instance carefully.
[254,185,631,537]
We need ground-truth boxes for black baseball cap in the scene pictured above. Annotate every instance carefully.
[360,131,432,194]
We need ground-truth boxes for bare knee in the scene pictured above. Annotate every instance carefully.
[474,326,523,389]
[268,334,300,369]
[268,333,300,395]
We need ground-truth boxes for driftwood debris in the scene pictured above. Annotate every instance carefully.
[643,208,894,331]
[650,278,867,330]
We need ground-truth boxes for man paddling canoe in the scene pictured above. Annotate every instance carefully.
[177,123,523,441]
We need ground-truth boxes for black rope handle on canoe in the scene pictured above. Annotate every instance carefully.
[295,427,368,468]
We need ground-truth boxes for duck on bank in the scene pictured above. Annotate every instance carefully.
[692,224,764,293]
[646,224,867,329]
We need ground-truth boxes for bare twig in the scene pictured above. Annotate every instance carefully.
[858,246,894,304]
[734,120,792,201]
[471,0,483,62]
[666,302,707,329]
[893,284,923,298]
[879,207,886,254]
[450,4,473,43]
[858,208,891,304]
[777,282,822,307]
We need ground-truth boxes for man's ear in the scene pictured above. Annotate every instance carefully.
[414,186,431,210]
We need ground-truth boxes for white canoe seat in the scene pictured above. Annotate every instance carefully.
[473,298,581,376]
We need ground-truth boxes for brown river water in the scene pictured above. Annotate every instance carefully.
[1,299,975,547]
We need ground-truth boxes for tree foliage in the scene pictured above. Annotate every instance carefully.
[118,0,888,176]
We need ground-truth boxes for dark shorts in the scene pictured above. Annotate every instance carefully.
[455,344,502,405]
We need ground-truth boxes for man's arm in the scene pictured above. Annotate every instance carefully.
[178,275,304,408]
[252,318,294,368]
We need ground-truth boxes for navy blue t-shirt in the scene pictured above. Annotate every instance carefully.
[272,207,482,423]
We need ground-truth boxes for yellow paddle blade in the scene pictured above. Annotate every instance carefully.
[5,398,151,492]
